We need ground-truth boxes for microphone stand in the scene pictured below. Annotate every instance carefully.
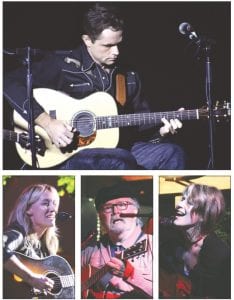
[23,47,37,169]
[203,40,215,169]
[206,46,215,169]
[193,38,216,169]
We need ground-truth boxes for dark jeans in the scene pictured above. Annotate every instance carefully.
[59,142,185,170]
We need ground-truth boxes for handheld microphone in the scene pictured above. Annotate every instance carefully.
[56,211,72,221]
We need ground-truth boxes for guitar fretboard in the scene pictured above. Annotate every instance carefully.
[61,274,75,288]
[96,109,200,129]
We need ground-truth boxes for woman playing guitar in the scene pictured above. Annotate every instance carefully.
[3,183,74,299]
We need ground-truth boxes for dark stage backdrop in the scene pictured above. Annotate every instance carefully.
[3,2,231,169]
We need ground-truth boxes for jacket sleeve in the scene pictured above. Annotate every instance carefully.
[3,229,24,262]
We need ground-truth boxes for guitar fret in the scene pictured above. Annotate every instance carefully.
[60,274,74,288]
[96,109,200,130]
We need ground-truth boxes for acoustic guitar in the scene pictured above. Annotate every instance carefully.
[4,252,75,299]
[81,239,148,299]
[13,88,230,168]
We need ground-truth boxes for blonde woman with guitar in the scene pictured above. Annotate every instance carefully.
[3,184,75,299]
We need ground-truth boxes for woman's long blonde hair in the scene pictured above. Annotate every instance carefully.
[8,183,59,255]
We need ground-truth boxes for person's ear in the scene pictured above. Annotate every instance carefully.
[82,35,93,47]
[26,208,32,217]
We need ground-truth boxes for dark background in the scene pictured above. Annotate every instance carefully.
[3,1,231,169]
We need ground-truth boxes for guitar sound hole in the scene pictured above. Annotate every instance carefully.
[46,272,62,295]
[72,111,95,137]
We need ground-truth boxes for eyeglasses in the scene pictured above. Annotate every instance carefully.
[101,201,134,213]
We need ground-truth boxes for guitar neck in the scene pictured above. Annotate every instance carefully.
[60,274,75,288]
[96,109,200,129]
[82,265,109,291]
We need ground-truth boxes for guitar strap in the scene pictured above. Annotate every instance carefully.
[116,73,126,106]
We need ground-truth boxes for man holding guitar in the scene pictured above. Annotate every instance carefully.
[4,3,185,169]
[3,183,75,299]
[81,183,153,298]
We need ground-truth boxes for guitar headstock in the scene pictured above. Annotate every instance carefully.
[213,101,231,121]
[199,101,231,121]
[120,239,148,260]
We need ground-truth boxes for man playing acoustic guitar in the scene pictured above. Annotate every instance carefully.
[4,3,185,169]
[81,183,153,298]
[3,183,75,299]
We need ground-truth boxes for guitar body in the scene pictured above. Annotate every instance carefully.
[14,89,119,168]
[81,240,148,299]
[81,265,127,299]
[4,252,75,299]
[81,264,98,299]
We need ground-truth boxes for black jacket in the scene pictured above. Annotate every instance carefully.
[160,228,230,299]
[4,43,160,148]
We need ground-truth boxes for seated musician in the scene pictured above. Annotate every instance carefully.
[3,184,61,298]
[4,3,185,170]
[159,184,231,299]
[81,183,153,298]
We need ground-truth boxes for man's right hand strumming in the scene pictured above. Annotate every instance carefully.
[35,112,74,148]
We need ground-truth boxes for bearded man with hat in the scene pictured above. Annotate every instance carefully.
[81,182,153,299]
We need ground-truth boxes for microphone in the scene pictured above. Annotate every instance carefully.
[159,216,175,226]
[56,211,72,221]
[179,22,199,42]
[120,213,152,218]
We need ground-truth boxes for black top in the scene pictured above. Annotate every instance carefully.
[3,222,49,262]
[160,227,230,299]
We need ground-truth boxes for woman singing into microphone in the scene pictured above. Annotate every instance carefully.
[159,184,230,299]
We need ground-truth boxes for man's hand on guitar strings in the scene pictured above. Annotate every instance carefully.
[45,119,75,148]
[35,112,76,148]
[159,108,184,136]
[107,257,125,277]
